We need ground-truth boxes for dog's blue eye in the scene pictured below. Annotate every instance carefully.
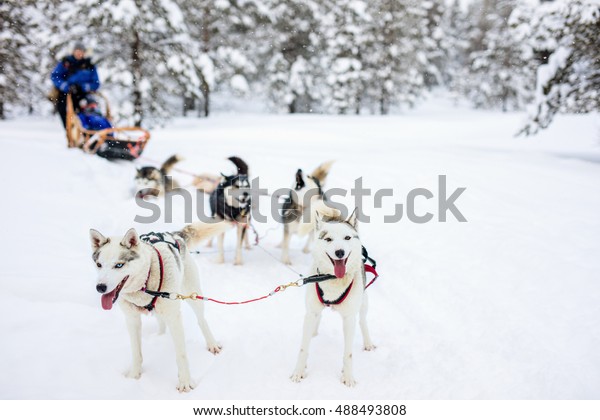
[344,236,351,241]
[114,263,124,269]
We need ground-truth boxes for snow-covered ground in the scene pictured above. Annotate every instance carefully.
[1,98,599,400]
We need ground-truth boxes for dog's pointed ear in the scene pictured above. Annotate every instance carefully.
[90,229,109,251]
[346,208,358,229]
[121,228,139,249]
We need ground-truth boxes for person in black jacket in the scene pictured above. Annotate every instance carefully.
[51,42,100,128]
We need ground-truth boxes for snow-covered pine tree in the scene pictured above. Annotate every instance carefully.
[178,0,268,116]
[421,0,447,89]
[264,0,325,113]
[321,0,370,114]
[362,0,427,114]
[0,1,37,118]
[457,0,535,112]
[439,0,469,91]
[451,0,489,103]
[520,0,600,135]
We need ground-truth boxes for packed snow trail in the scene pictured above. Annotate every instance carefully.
[1,102,599,399]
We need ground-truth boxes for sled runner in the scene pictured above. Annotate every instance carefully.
[65,92,150,161]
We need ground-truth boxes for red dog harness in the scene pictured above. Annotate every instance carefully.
[316,281,354,307]
[315,262,379,307]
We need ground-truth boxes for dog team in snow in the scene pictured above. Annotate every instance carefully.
[91,155,378,392]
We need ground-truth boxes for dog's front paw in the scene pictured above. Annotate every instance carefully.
[233,258,243,266]
[364,343,377,351]
[207,343,222,354]
[341,375,356,387]
[125,368,142,379]
[282,257,292,265]
[290,371,306,383]
[177,380,195,393]
[214,256,225,264]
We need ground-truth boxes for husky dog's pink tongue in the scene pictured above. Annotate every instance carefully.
[101,291,116,310]
[101,276,129,310]
[332,259,347,278]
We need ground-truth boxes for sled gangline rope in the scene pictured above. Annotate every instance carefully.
[137,155,212,183]
[143,264,379,306]
[143,272,333,305]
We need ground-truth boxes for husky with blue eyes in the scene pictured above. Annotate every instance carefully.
[89,220,229,392]
[209,156,252,265]
[290,209,375,387]
[280,161,334,265]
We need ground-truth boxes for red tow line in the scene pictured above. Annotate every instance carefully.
[187,264,379,306]
[144,243,380,306]
[193,286,283,305]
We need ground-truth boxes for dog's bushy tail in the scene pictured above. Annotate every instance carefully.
[192,173,221,194]
[311,160,334,184]
[228,156,249,175]
[177,220,231,247]
[161,154,183,175]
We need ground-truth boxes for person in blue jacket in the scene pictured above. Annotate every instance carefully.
[77,96,112,131]
[51,42,100,128]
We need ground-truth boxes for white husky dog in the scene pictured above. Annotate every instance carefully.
[280,161,334,265]
[89,221,229,392]
[291,209,375,387]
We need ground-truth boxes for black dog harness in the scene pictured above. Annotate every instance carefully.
[139,232,181,252]
[139,232,181,311]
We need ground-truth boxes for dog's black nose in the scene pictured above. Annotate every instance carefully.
[335,249,345,259]
[96,283,107,293]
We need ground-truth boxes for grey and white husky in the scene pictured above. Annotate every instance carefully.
[280,161,334,265]
[89,221,229,392]
[290,209,375,387]
[134,154,182,199]
[134,155,221,199]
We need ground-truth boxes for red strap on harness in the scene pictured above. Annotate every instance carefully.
[314,263,379,306]
[316,281,354,306]
[364,264,379,289]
